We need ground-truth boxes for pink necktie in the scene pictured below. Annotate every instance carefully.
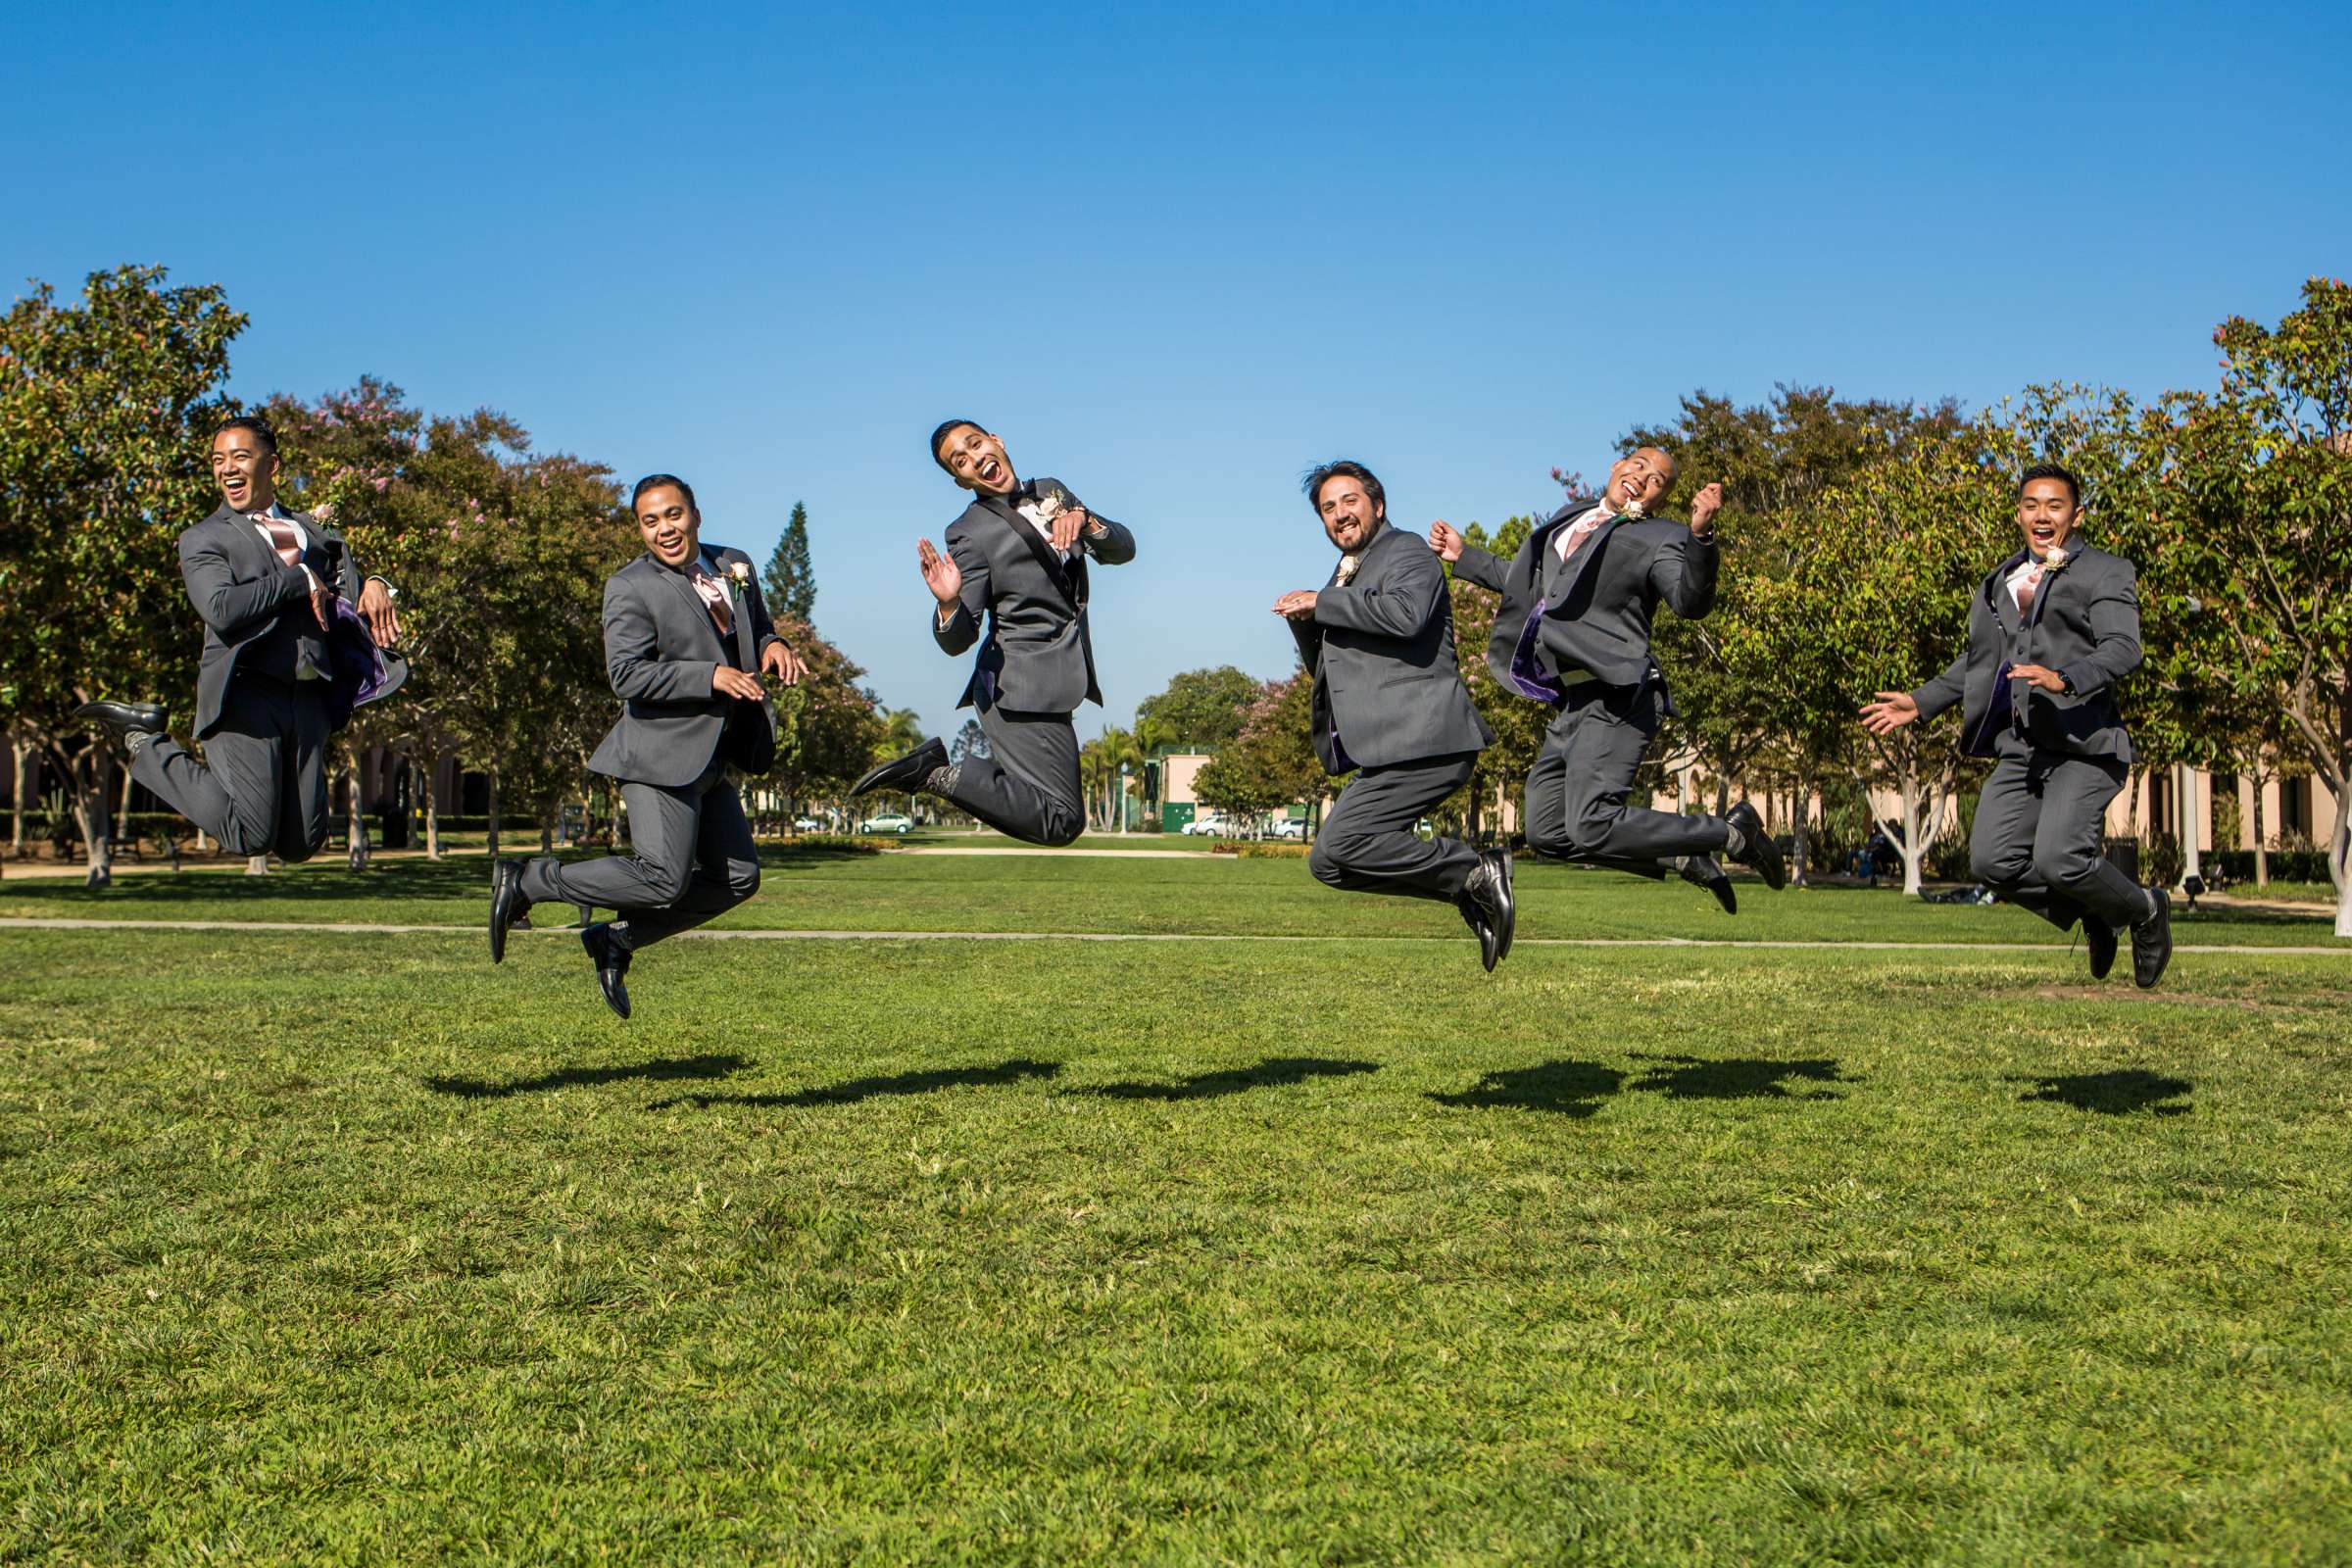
[690,569,734,635]
[258,514,303,567]
[2017,564,2044,612]
[1556,514,1603,565]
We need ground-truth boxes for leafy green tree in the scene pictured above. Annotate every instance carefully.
[0,266,246,883]
[2140,278,2352,932]
[1135,664,1262,754]
[763,500,816,624]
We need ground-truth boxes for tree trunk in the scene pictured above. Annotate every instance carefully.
[2178,760,2202,887]
[2330,766,2351,940]
[344,742,369,868]
[2252,765,2270,887]
[486,766,502,859]
[70,747,112,889]
[1790,760,1812,889]
[10,736,28,858]
[422,753,442,860]
[246,855,270,875]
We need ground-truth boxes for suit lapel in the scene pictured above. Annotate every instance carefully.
[205,504,280,581]
[1988,552,2027,635]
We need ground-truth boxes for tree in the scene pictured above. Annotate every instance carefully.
[866,708,925,818]
[2143,278,2352,933]
[1080,724,1144,830]
[1134,665,1263,754]
[0,266,246,884]
[1193,670,1324,837]
[1444,515,1549,841]
[763,500,816,625]
[1793,427,1994,895]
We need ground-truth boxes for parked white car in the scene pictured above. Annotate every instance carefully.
[859,814,914,835]
[792,815,827,832]
[1180,815,1226,837]
[1269,817,1308,841]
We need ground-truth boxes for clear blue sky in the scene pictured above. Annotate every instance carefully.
[9,1,2348,739]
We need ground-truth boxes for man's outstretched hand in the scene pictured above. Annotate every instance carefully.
[1428,520,1465,561]
[761,640,805,686]
[1858,691,1920,735]
[1272,590,1319,620]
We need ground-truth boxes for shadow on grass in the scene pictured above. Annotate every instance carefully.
[660,1056,1060,1109]
[428,1052,752,1100]
[2017,1069,2193,1116]
[1079,1056,1378,1102]
[1628,1054,1848,1100]
[1430,1060,1625,1117]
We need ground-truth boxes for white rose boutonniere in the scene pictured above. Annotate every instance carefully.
[2039,546,2070,570]
[1335,553,1362,585]
[1618,499,1646,521]
[726,560,753,597]
[1031,488,1065,524]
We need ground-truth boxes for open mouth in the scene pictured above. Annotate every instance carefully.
[222,476,248,499]
[2030,523,2057,549]
[978,456,1004,486]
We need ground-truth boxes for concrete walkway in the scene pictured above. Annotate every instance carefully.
[0,916,2343,956]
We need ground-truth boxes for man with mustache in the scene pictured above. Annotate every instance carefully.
[1429,447,1784,908]
[1861,463,2171,987]
[1279,460,1514,969]
[74,416,404,864]
[851,420,1135,845]
[489,473,805,1017]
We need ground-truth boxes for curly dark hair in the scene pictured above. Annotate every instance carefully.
[1301,459,1385,515]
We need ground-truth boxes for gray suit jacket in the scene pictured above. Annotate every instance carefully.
[1288,521,1494,774]
[1453,501,1718,695]
[176,503,376,738]
[933,477,1136,712]
[1911,542,2140,762]
[588,546,788,788]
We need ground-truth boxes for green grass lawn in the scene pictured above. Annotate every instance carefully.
[3,846,2342,950]
[3,856,2348,1563]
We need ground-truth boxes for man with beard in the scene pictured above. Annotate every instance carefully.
[1861,463,2171,987]
[74,416,403,863]
[489,474,805,1017]
[851,420,1135,845]
[1429,447,1784,908]
[1278,460,1513,969]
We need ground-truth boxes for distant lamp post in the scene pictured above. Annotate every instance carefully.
[1118,762,1131,833]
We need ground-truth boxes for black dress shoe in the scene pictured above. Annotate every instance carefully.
[581,922,632,1019]
[489,858,531,964]
[74,699,166,747]
[1480,845,1516,964]
[1680,855,1738,914]
[1725,801,1787,891]
[1457,857,1509,973]
[2131,889,2172,990]
[2082,914,2119,980]
[852,736,949,799]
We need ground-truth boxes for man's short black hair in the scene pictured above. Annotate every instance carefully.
[2019,462,2083,508]
[215,414,276,456]
[1302,459,1385,515]
[930,418,985,474]
[631,472,696,514]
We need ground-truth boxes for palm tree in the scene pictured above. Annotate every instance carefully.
[1094,724,1144,831]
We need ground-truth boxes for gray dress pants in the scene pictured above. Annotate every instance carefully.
[943,706,1085,847]
[1308,751,1481,903]
[132,677,334,862]
[1523,681,1730,876]
[1970,744,2148,931]
[520,759,760,952]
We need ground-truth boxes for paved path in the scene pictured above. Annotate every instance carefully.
[1,916,2343,956]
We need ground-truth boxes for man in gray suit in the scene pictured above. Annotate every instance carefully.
[1278,461,1515,969]
[490,474,805,1017]
[1429,447,1785,910]
[1862,463,2171,987]
[76,416,404,863]
[851,420,1136,845]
